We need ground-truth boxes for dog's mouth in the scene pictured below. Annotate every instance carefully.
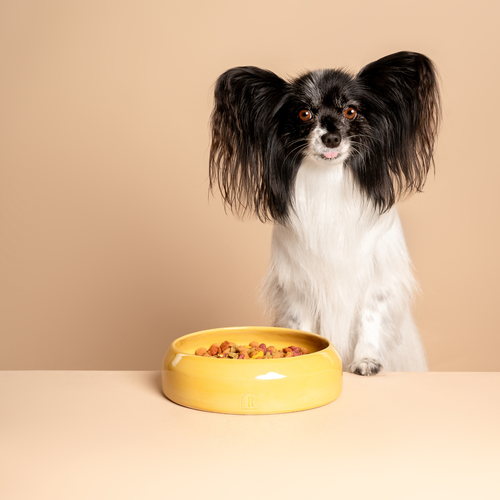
[323,151,339,159]
[315,150,344,162]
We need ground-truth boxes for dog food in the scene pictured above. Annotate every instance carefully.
[195,341,310,359]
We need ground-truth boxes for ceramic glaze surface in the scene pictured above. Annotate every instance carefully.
[162,326,343,414]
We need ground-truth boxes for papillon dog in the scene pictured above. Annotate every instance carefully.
[209,51,441,375]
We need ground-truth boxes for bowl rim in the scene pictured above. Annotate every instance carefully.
[170,325,333,359]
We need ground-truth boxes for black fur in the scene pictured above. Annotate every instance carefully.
[209,51,441,222]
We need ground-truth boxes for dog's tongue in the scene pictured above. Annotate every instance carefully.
[324,151,338,159]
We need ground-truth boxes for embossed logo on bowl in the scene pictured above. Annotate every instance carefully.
[241,392,258,409]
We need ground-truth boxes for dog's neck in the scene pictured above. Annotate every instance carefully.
[282,159,396,251]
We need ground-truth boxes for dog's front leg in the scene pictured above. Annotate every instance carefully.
[265,277,316,333]
[349,285,395,376]
[275,290,315,333]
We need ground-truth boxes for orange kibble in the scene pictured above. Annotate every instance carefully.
[220,341,231,352]
[195,347,207,356]
[249,341,260,348]
[208,345,219,356]
[249,349,264,358]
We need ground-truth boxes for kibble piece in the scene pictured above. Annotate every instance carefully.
[249,349,264,359]
[220,341,231,352]
[195,347,207,356]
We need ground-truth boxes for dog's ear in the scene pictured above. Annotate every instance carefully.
[209,67,292,222]
[354,51,441,212]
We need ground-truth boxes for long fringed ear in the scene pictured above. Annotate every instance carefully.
[209,67,292,223]
[354,51,441,212]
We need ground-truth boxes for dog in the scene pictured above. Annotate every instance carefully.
[209,51,440,375]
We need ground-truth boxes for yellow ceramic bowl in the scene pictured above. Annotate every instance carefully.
[162,326,342,414]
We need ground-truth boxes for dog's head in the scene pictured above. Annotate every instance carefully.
[210,52,441,223]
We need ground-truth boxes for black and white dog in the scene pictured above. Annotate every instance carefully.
[209,51,440,375]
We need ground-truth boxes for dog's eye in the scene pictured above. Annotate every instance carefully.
[344,107,357,120]
[299,110,313,122]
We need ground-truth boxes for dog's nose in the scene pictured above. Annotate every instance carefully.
[321,132,341,148]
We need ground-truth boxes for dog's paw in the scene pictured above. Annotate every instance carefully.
[349,358,383,376]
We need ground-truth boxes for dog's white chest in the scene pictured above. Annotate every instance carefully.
[284,161,391,265]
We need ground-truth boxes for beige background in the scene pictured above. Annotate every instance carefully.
[1,0,499,370]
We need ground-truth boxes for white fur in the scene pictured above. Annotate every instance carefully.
[263,156,428,374]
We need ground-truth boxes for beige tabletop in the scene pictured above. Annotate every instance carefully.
[1,371,499,499]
